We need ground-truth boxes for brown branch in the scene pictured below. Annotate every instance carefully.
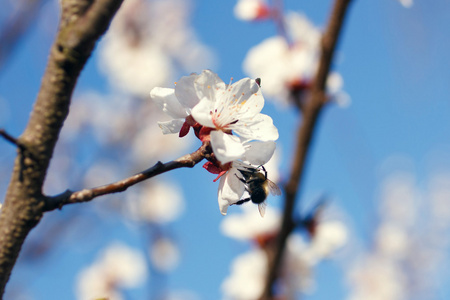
[44,142,212,211]
[0,0,123,296]
[260,0,354,298]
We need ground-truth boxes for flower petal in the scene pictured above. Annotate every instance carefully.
[194,70,226,101]
[150,87,188,119]
[211,131,246,164]
[175,73,201,109]
[157,119,185,134]
[191,98,215,128]
[232,114,279,141]
[242,140,276,165]
[218,169,246,215]
[229,78,260,101]
[220,78,264,120]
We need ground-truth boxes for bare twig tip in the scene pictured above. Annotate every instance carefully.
[0,129,19,146]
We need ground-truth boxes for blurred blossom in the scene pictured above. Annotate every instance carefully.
[64,91,189,162]
[149,237,180,272]
[99,0,214,97]
[379,172,418,227]
[375,223,409,259]
[64,92,135,144]
[76,242,148,300]
[308,221,348,260]
[130,115,191,162]
[126,180,184,224]
[429,173,450,227]
[347,170,450,299]
[398,0,413,8]
[282,234,316,294]
[221,205,281,240]
[222,249,268,300]
[222,206,347,298]
[83,160,122,188]
[347,255,406,300]
[234,0,270,21]
[243,12,346,106]
[164,290,201,300]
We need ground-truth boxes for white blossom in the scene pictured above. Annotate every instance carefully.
[99,0,214,97]
[76,242,148,300]
[126,180,184,224]
[150,237,180,272]
[220,205,281,240]
[221,207,348,298]
[217,141,277,215]
[222,249,268,300]
[234,0,270,21]
[243,12,346,106]
[398,0,413,8]
[347,255,407,300]
[151,70,279,164]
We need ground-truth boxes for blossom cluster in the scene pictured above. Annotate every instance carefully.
[150,70,279,215]
[347,170,450,299]
[220,206,348,299]
[99,0,214,98]
[242,11,348,107]
[76,243,148,300]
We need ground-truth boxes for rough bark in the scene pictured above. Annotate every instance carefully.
[0,0,123,296]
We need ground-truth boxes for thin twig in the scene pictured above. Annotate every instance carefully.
[260,0,354,298]
[0,129,19,146]
[44,142,212,211]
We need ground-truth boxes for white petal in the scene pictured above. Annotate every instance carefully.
[233,114,279,141]
[150,87,188,119]
[229,78,260,100]
[218,169,246,215]
[225,79,264,119]
[211,131,246,164]
[194,70,226,101]
[175,73,201,109]
[191,97,215,127]
[240,90,265,116]
[157,119,185,134]
[242,140,276,165]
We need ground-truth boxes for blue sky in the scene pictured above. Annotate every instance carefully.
[1,0,450,299]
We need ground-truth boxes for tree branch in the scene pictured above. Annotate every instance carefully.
[260,0,354,298]
[0,0,123,296]
[44,142,212,211]
[0,129,19,147]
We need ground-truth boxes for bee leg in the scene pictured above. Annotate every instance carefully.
[234,197,251,205]
[260,165,268,180]
[235,174,247,184]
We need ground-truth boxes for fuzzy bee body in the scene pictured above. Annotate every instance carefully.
[235,166,281,217]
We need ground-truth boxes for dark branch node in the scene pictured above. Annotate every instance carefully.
[44,189,74,211]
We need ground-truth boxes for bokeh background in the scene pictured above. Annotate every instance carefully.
[1,0,450,299]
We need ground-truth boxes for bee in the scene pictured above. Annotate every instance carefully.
[234,166,281,217]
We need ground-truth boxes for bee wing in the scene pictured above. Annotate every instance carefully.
[258,201,267,218]
[267,180,282,196]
